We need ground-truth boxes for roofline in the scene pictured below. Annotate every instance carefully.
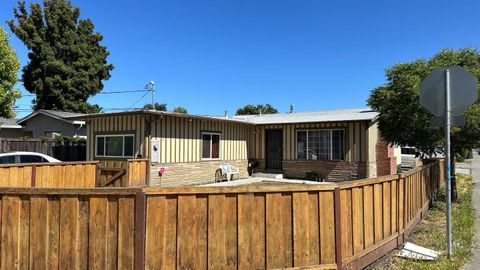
[67,109,378,125]
[18,110,85,125]
[66,110,253,125]
[252,118,377,126]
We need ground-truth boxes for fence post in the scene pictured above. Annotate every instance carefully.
[95,162,101,187]
[134,190,147,270]
[31,165,37,187]
[334,187,343,270]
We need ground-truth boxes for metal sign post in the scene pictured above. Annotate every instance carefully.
[444,69,452,257]
[419,65,478,258]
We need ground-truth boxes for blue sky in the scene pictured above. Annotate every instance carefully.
[0,0,479,118]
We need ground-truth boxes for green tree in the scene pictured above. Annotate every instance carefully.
[8,0,113,113]
[368,48,480,201]
[235,104,278,115]
[144,103,167,111]
[0,26,20,118]
[172,106,187,114]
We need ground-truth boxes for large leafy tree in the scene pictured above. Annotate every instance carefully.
[0,27,20,118]
[172,106,187,114]
[144,103,167,111]
[368,48,480,201]
[8,0,113,113]
[236,104,278,115]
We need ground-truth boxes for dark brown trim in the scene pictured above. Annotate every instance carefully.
[134,191,147,270]
[31,165,36,187]
[334,187,343,270]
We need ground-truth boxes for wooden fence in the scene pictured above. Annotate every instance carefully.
[0,159,149,188]
[0,161,98,187]
[98,159,149,187]
[0,160,444,269]
[0,138,86,161]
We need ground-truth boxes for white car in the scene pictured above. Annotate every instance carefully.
[0,152,61,165]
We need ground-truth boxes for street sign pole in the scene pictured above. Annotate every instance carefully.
[420,65,478,259]
[445,68,452,258]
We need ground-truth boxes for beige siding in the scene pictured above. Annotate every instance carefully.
[252,121,369,163]
[151,115,250,164]
[86,112,371,164]
[87,114,148,160]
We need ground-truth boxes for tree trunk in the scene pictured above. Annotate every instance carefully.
[450,136,457,202]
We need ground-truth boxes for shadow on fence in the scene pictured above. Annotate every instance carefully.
[0,159,444,269]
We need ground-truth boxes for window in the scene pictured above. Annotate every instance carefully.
[297,129,344,160]
[19,155,45,163]
[95,135,135,158]
[0,155,16,164]
[202,132,220,160]
[45,131,61,138]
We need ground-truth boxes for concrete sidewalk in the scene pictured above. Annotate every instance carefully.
[466,152,480,270]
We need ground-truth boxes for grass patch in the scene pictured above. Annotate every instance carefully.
[373,174,474,270]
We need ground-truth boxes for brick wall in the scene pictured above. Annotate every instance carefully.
[256,159,367,181]
[376,136,397,176]
[150,159,249,187]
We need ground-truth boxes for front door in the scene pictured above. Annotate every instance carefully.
[265,129,283,170]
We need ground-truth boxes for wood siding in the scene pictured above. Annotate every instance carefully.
[252,121,369,162]
[151,116,251,163]
[87,113,371,164]
[87,114,148,160]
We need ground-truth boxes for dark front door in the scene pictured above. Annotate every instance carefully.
[265,129,283,170]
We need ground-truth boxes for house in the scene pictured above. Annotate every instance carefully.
[69,108,400,186]
[0,118,30,138]
[17,110,87,138]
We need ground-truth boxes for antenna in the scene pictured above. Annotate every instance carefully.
[145,81,155,106]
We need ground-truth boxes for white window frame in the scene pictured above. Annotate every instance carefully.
[201,132,221,160]
[296,129,345,160]
[95,134,135,158]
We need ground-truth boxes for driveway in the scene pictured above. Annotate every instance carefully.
[466,152,480,270]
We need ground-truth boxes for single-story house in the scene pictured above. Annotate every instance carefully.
[69,108,400,186]
[17,110,87,138]
[0,118,30,138]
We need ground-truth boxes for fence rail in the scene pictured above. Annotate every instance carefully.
[0,160,444,269]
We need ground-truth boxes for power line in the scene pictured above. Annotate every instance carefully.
[128,91,150,111]
[19,89,151,98]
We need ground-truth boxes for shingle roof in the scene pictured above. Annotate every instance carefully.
[18,110,86,125]
[233,108,378,124]
[41,110,86,118]
[0,118,22,128]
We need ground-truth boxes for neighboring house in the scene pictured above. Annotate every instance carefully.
[69,108,398,186]
[17,110,87,138]
[0,118,30,138]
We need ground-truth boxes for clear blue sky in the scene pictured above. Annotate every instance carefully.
[0,0,479,118]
